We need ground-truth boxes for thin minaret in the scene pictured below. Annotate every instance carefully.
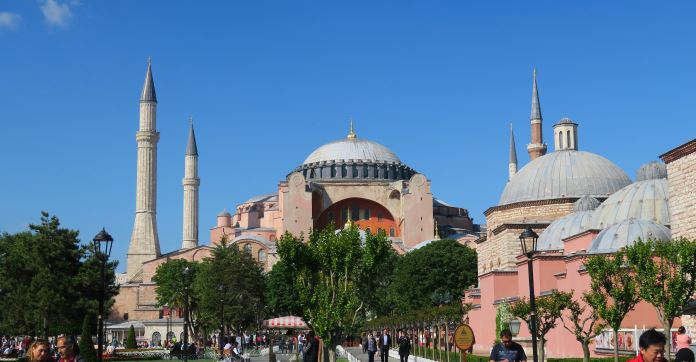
[127,59,161,281]
[182,120,200,249]
[508,123,518,181]
[527,68,547,160]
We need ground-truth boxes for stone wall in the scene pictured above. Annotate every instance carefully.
[478,200,574,275]
[664,149,696,240]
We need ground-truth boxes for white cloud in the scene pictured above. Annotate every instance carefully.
[0,12,22,30]
[40,0,72,27]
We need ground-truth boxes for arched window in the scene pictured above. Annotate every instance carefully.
[352,205,360,220]
[258,249,267,263]
[327,211,334,223]
[152,332,161,346]
[567,130,571,148]
[364,208,371,220]
[389,228,395,237]
[558,131,563,148]
[243,243,252,254]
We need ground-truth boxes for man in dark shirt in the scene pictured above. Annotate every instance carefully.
[489,330,526,362]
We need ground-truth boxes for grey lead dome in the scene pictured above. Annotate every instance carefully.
[588,219,671,254]
[499,150,632,205]
[303,138,402,165]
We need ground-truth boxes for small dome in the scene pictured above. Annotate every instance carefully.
[217,209,231,217]
[537,211,594,250]
[303,138,401,165]
[636,162,667,181]
[573,196,600,212]
[500,150,631,205]
[557,117,576,125]
[591,178,670,229]
[588,219,671,254]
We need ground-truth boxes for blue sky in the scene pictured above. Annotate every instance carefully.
[1,1,695,272]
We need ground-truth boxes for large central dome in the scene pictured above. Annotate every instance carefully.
[499,150,631,205]
[291,126,416,182]
[303,138,401,165]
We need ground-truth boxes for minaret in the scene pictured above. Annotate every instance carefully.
[508,123,518,181]
[182,120,200,249]
[127,59,161,281]
[527,68,547,160]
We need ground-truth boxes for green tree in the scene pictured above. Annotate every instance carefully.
[126,325,137,349]
[561,296,605,362]
[195,238,266,335]
[386,239,477,313]
[276,225,392,362]
[265,259,303,317]
[510,290,572,362]
[152,259,200,337]
[584,250,640,362]
[625,238,696,358]
[79,314,97,362]
[0,212,119,337]
[495,301,512,343]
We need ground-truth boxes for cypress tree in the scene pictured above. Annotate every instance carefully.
[79,314,97,362]
[126,325,137,349]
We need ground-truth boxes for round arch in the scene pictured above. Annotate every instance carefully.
[315,197,399,237]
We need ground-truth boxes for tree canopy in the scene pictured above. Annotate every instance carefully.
[0,212,118,337]
[386,238,477,313]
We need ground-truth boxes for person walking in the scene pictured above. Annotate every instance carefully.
[378,329,391,362]
[398,330,411,362]
[56,336,84,362]
[303,332,319,362]
[627,329,665,362]
[489,330,526,362]
[367,333,377,362]
[362,333,368,354]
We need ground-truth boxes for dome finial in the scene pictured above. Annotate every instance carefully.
[344,208,354,229]
[434,220,440,240]
[347,119,357,139]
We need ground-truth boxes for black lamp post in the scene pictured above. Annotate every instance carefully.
[218,285,226,354]
[164,303,170,347]
[92,228,114,362]
[519,227,539,362]
[183,266,191,362]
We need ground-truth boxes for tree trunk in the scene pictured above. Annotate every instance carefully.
[663,318,674,362]
[539,339,545,362]
[581,340,591,362]
[328,345,336,362]
[613,328,619,362]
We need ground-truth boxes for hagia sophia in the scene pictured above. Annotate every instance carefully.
[108,61,696,358]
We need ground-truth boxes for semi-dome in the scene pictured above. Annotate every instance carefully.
[500,150,631,205]
[303,138,401,165]
[588,219,671,254]
[591,166,670,229]
[537,197,599,250]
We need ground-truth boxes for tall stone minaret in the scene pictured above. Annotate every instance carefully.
[126,60,161,281]
[527,68,547,160]
[508,123,518,181]
[181,121,199,249]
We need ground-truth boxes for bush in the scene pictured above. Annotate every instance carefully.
[79,314,97,362]
[126,325,137,349]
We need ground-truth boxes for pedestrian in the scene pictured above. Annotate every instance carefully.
[303,331,319,362]
[362,333,368,354]
[378,329,391,362]
[398,330,411,362]
[676,326,696,362]
[56,336,84,362]
[367,333,377,362]
[627,329,666,362]
[23,340,53,362]
[489,329,526,362]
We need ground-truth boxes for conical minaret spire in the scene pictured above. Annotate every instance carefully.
[127,59,161,282]
[182,120,200,249]
[508,123,518,181]
[527,68,547,160]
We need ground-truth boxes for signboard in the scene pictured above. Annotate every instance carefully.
[453,324,475,351]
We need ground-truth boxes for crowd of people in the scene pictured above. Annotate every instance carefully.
[0,335,86,362]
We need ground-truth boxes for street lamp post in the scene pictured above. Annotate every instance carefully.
[92,228,114,362]
[519,227,539,362]
[164,304,170,347]
[218,285,226,354]
[183,267,191,362]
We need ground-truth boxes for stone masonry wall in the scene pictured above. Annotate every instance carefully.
[666,152,696,240]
